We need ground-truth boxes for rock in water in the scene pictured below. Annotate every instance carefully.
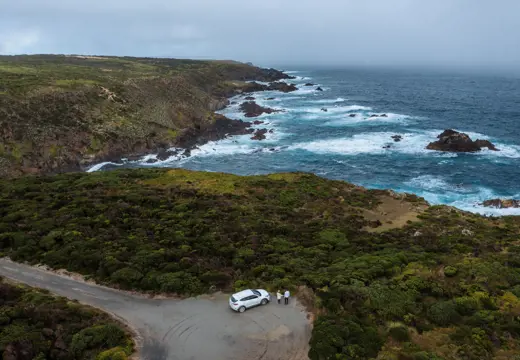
[474,139,499,151]
[267,82,298,93]
[321,108,328,112]
[481,199,520,208]
[239,101,280,117]
[316,87,323,91]
[250,128,269,140]
[349,114,356,117]
[304,83,315,86]
[426,129,500,152]
[391,135,402,142]
[244,96,255,100]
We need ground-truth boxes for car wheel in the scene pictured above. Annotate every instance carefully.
[238,306,246,313]
[261,298,268,305]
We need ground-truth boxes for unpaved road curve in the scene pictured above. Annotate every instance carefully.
[0,258,311,360]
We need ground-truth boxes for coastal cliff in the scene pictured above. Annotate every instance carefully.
[0,55,292,177]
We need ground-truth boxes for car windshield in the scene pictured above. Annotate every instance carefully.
[230,296,237,302]
[252,289,261,296]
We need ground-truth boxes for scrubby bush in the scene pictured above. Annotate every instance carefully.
[0,279,132,360]
[2,169,520,359]
[387,322,410,342]
[428,300,460,326]
[309,315,383,360]
[444,266,458,277]
[71,324,127,357]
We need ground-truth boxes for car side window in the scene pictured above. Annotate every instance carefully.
[241,295,257,301]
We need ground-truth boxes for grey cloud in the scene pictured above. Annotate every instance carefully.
[2,0,520,73]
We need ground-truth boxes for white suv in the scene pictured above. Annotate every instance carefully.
[229,289,270,312]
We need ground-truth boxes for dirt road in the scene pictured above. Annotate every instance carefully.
[0,258,311,360]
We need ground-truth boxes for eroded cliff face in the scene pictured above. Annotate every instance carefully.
[0,55,292,177]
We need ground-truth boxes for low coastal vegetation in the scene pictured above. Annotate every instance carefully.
[2,168,520,359]
[0,277,133,360]
[0,55,290,177]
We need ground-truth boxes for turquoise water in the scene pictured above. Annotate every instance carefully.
[91,68,520,215]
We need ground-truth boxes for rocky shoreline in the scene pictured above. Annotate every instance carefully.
[0,55,299,177]
[88,70,298,168]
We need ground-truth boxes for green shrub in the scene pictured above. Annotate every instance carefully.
[70,324,127,357]
[308,315,383,360]
[387,323,410,342]
[444,266,458,277]
[97,346,128,360]
[427,300,460,326]
[110,267,144,288]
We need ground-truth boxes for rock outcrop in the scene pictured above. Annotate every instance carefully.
[481,199,520,209]
[251,128,269,140]
[267,82,298,93]
[316,87,323,91]
[244,96,255,100]
[321,108,328,112]
[305,83,315,86]
[426,129,499,152]
[391,135,402,142]
[239,101,280,117]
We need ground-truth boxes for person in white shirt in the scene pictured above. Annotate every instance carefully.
[276,290,282,304]
[284,289,290,305]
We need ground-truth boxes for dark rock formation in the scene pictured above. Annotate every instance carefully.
[265,97,275,100]
[426,129,499,152]
[251,128,268,140]
[253,120,264,125]
[305,83,315,86]
[349,114,356,117]
[316,87,323,91]
[481,199,520,208]
[369,114,388,118]
[244,96,255,100]
[268,82,298,93]
[239,101,280,117]
[321,108,328,112]
[175,114,254,149]
[391,135,402,142]
[383,144,392,149]
[474,139,499,151]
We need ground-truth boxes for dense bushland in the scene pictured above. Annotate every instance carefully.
[1,168,520,359]
[0,277,133,360]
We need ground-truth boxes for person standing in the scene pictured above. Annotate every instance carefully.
[284,289,290,305]
[276,290,282,304]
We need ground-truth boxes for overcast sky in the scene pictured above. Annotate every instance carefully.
[2,0,519,73]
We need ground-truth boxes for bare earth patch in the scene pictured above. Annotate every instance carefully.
[363,195,428,232]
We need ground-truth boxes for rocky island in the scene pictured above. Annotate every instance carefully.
[426,129,499,152]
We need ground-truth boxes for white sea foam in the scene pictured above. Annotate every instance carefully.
[289,130,520,158]
[86,162,124,172]
[324,113,412,126]
[310,97,347,104]
[402,175,520,216]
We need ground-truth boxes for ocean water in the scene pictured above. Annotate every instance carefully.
[91,68,520,216]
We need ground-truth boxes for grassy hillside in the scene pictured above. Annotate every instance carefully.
[0,55,288,177]
[0,277,133,360]
[2,168,520,359]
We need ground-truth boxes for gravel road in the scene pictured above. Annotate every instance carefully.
[0,258,311,360]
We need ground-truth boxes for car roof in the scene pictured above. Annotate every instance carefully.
[232,289,255,298]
